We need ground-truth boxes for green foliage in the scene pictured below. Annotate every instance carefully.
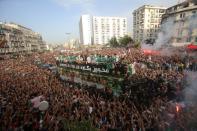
[108,35,135,47]
[134,41,141,48]
[109,36,119,47]
[119,35,134,47]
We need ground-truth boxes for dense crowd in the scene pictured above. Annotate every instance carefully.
[0,48,197,131]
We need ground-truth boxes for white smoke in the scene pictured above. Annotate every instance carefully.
[141,17,176,50]
[155,17,176,49]
[142,13,197,53]
[156,14,197,49]
[184,71,197,105]
[188,14,197,42]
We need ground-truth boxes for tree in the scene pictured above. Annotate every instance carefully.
[109,36,119,47]
[119,35,134,47]
[134,41,141,48]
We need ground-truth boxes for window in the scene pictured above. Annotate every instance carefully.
[180,13,182,18]
[192,11,196,14]
[159,9,165,13]
[183,13,185,18]
[180,13,186,18]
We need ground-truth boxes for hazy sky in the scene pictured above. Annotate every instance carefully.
[0,0,178,44]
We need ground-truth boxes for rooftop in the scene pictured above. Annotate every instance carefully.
[133,5,167,13]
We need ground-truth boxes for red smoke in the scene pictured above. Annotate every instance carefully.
[142,49,160,55]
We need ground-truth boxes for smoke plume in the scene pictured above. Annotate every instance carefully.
[183,70,197,105]
[142,12,197,52]
[154,17,176,49]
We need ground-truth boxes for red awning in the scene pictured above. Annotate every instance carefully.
[187,44,197,50]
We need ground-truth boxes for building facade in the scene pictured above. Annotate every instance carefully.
[0,22,46,54]
[161,0,197,46]
[79,15,127,45]
[93,16,127,45]
[79,15,93,46]
[133,5,166,42]
[64,38,79,49]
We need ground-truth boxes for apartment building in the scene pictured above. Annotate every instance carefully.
[0,22,46,54]
[161,0,197,46]
[93,16,127,45]
[133,5,166,42]
[79,15,93,46]
[79,15,127,45]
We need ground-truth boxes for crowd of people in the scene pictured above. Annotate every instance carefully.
[0,48,197,131]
